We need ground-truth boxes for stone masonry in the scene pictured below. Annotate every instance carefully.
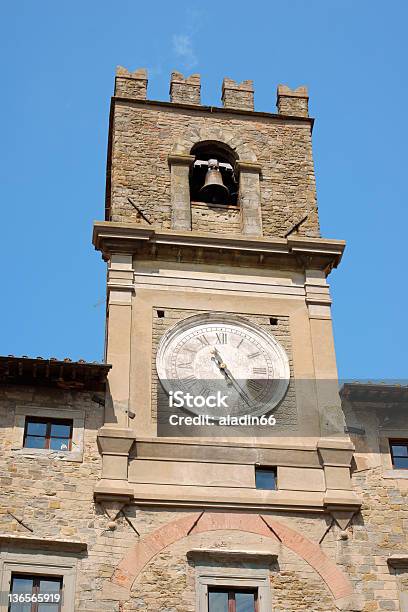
[107,68,320,239]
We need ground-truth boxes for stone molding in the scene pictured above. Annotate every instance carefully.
[102,511,360,610]
[0,535,87,553]
[93,222,345,272]
[112,93,314,126]
[387,554,408,568]
[186,549,278,563]
[97,425,134,481]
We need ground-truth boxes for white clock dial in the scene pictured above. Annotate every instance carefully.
[156,314,290,417]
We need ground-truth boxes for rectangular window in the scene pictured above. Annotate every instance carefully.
[9,573,62,612]
[390,440,408,469]
[255,467,277,490]
[208,587,258,612]
[23,417,73,451]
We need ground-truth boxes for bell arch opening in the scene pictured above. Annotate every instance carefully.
[190,141,239,206]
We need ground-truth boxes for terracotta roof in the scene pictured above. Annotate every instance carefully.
[0,355,111,391]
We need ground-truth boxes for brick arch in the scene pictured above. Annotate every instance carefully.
[106,511,355,607]
[171,128,258,162]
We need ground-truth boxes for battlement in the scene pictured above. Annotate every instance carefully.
[114,67,309,117]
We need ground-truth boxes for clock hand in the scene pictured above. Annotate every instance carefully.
[211,349,251,406]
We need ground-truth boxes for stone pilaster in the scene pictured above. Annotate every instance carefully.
[97,426,134,480]
[105,254,134,427]
[236,161,263,236]
[168,153,195,231]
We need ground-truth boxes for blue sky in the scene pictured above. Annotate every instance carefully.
[2,0,407,378]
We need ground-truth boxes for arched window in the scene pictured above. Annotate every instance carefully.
[190,141,238,206]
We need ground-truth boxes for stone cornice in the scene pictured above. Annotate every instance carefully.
[112,96,315,128]
[387,554,408,568]
[187,549,277,563]
[93,222,345,274]
[0,534,87,553]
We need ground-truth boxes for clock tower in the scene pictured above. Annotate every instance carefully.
[93,68,362,610]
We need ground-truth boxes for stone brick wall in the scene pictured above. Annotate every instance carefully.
[191,202,241,234]
[108,101,319,238]
[1,385,407,610]
[127,521,335,611]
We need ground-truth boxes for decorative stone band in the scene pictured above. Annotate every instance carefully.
[93,222,345,274]
[102,511,362,610]
[0,535,87,553]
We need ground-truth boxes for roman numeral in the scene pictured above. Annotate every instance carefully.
[236,338,244,348]
[247,380,262,393]
[253,367,267,375]
[248,351,261,359]
[216,332,228,345]
[197,335,209,346]
[178,362,192,368]
[183,348,196,355]
[183,374,196,389]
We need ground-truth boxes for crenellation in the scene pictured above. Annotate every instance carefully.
[170,71,201,105]
[222,77,254,110]
[114,66,148,100]
[276,84,309,117]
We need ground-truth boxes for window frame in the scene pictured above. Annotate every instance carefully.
[0,552,77,612]
[207,586,259,612]
[255,466,277,490]
[9,572,63,612]
[195,565,272,612]
[389,439,408,470]
[23,417,73,452]
[11,406,85,462]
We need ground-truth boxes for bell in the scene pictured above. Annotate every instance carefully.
[199,159,229,204]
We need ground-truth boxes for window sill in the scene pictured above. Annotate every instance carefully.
[383,469,408,479]
[11,448,83,462]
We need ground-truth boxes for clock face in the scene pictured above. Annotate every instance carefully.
[156,314,290,418]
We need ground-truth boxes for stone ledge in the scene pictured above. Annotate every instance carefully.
[94,480,135,503]
[93,222,345,272]
[0,535,87,553]
[387,553,408,568]
[187,549,277,564]
[112,96,315,126]
[324,490,362,511]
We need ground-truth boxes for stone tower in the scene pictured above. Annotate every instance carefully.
[3,67,408,612]
[92,67,362,610]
